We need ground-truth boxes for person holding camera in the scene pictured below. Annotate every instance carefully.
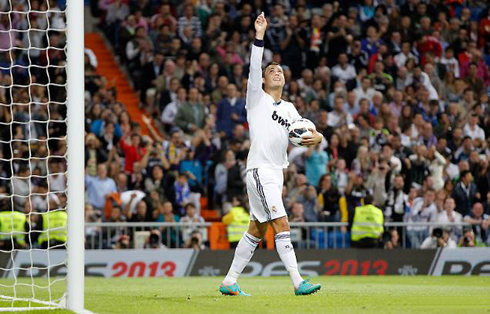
[463,202,489,245]
[420,227,457,249]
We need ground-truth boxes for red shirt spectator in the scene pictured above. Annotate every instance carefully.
[119,134,146,173]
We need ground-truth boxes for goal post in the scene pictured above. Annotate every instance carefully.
[66,0,85,311]
[0,0,85,311]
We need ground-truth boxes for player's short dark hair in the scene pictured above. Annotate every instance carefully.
[262,62,281,77]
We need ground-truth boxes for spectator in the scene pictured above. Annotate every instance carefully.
[436,197,463,240]
[216,84,246,138]
[328,96,353,128]
[161,87,186,129]
[385,174,408,222]
[304,143,328,187]
[119,133,148,174]
[296,185,319,222]
[463,203,489,245]
[180,203,206,244]
[463,112,486,141]
[177,4,202,39]
[331,53,357,90]
[407,188,438,248]
[85,164,117,211]
[174,87,205,135]
[453,170,479,217]
[316,174,341,222]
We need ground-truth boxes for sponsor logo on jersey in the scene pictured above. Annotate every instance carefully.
[271,110,290,129]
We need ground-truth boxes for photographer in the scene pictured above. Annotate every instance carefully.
[184,230,205,250]
[420,227,456,249]
[144,229,165,249]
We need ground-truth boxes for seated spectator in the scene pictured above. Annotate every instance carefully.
[464,203,489,245]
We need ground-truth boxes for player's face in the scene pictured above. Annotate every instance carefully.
[263,65,285,89]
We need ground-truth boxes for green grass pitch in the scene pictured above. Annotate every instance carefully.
[0,276,489,313]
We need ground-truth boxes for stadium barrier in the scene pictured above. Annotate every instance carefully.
[1,248,489,278]
[84,222,477,249]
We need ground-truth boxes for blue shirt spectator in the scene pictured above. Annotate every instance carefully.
[216,84,246,138]
[85,164,117,209]
[305,146,328,186]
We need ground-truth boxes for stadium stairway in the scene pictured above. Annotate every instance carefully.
[85,33,149,135]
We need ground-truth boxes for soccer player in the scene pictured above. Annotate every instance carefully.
[219,13,323,296]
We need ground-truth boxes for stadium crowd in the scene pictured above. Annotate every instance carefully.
[1,0,490,250]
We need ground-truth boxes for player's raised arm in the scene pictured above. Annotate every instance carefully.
[246,12,267,108]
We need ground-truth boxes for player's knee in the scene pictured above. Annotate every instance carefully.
[272,216,290,233]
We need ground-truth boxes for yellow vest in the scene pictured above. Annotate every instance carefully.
[224,207,249,243]
[351,204,384,241]
[0,211,26,245]
[38,211,68,245]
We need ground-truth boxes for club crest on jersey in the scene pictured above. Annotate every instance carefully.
[272,110,290,129]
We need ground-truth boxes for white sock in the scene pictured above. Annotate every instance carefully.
[275,231,303,289]
[222,232,261,286]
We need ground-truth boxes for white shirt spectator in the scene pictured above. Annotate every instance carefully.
[463,123,486,141]
[161,100,182,125]
[48,173,66,192]
[331,64,356,84]
[327,110,353,128]
[436,210,463,225]
[420,235,457,249]
[428,150,447,191]
[394,52,417,68]
[439,56,460,77]
[354,86,375,104]
[407,197,438,231]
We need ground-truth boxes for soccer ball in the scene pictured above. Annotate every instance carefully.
[288,118,316,147]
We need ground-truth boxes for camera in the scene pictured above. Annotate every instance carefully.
[432,228,443,238]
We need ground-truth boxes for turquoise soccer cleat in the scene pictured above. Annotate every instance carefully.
[219,283,251,296]
[295,278,321,296]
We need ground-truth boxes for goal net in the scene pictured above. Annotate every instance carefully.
[0,0,84,311]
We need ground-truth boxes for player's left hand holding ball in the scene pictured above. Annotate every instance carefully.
[301,128,323,146]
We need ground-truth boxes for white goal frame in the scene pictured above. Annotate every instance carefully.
[66,0,85,312]
[0,0,85,312]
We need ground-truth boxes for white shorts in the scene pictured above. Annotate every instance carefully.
[246,168,287,223]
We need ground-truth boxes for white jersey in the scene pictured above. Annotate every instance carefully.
[246,43,301,171]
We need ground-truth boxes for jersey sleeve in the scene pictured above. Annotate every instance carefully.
[288,102,302,122]
[246,40,265,110]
